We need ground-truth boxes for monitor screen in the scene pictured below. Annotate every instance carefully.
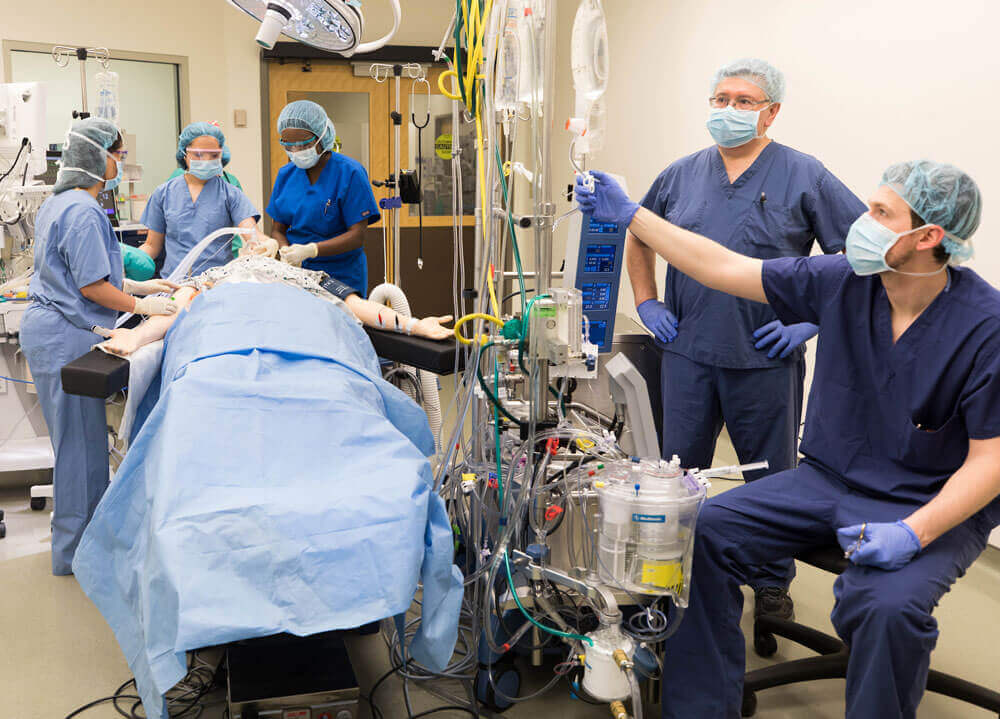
[587,218,620,235]
[587,319,608,347]
[582,281,612,311]
[583,244,616,273]
[96,190,118,226]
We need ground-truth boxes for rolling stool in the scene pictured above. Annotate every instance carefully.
[742,545,1000,717]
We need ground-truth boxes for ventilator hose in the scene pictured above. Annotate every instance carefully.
[369,283,443,447]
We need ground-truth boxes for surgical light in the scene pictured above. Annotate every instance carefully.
[227,0,400,56]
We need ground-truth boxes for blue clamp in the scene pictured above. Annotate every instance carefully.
[379,196,403,210]
[525,543,551,563]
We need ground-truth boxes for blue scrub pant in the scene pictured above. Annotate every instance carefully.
[20,306,110,576]
[660,350,804,589]
[660,462,993,719]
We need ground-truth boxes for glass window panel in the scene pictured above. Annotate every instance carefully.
[8,50,180,198]
[408,94,474,216]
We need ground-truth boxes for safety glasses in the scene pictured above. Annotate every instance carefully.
[185,148,224,160]
[279,135,319,149]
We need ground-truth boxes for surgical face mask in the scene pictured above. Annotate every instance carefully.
[844,212,945,277]
[188,159,223,180]
[706,105,766,148]
[284,125,328,169]
[104,157,123,191]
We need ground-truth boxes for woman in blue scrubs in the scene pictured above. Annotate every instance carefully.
[19,119,179,575]
[138,122,260,278]
[267,100,380,296]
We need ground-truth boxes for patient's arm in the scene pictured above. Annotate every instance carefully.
[343,295,454,341]
[98,287,199,357]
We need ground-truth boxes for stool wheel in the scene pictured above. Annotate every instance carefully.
[753,626,778,657]
[0,521,6,539]
[741,690,757,717]
[30,497,46,511]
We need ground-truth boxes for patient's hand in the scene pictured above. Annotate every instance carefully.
[413,315,454,341]
[98,328,145,357]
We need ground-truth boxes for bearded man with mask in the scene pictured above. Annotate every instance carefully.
[577,160,998,719]
[625,58,866,621]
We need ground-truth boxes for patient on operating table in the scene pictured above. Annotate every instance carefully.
[98,234,453,357]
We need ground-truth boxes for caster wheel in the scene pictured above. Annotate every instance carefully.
[30,497,46,511]
[0,508,4,520]
[475,664,521,712]
[0,521,6,539]
[753,628,777,658]
[741,690,757,717]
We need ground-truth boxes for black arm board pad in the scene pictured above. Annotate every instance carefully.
[364,327,465,375]
[61,349,130,399]
[61,330,463,400]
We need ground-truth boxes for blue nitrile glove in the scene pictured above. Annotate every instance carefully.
[574,170,640,226]
[752,320,818,359]
[637,299,679,343]
[836,520,922,571]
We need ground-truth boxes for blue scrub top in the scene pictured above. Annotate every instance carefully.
[28,190,123,331]
[764,254,1000,523]
[641,142,866,369]
[142,175,260,278]
[266,152,380,297]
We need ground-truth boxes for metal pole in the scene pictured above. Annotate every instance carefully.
[394,69,402,285]
[78,58,88,113]
[531,0,557,423]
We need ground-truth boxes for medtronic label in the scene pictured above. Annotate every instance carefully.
[435,134,453,160]
[632,513,666,523]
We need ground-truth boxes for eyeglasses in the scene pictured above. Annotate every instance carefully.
[279,136,318,149]
[708,95,771,110]
[111,149,129,160]
[186,148,223,161]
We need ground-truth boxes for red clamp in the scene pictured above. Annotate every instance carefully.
[545,438,560,455]
[488,476,499,490]
[544,505,564,522]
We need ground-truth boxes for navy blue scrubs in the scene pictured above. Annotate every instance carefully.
[642,142,865,589]
[661,254,1000,719]
[267,153,380,296]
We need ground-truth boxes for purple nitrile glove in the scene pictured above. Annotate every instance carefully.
[836,520,922,571]
[574,170,640,227]
[752,320,818,359]
[637,299,678,343]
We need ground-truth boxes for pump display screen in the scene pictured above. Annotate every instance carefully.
[582,281,612,311]
[587,218,620,234]
[583,244,616,273]
[586,320,608,347]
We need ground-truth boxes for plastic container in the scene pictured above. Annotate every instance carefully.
[94,70,120,126]
[595,459,706,604]
[582,618,634,702]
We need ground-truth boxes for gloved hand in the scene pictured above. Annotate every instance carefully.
[637,299,679,343]
[752,320,818,359]
[836,520,922,571]
[123,278,180,296]
[279,242,319,267]
[241,235,280,259]
[133,295,179,316]
[574,170,640,226]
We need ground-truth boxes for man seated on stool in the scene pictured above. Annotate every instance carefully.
[575,160,1000,719]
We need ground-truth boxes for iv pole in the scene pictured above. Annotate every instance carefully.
[51,46,111,119]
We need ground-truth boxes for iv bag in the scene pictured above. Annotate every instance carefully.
[570,0,608,104]
[495,0,522,112]
[94,70,120,126]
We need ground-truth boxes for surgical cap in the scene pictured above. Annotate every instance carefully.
[711,58,785,103]
[176,121,232,169]
[277,100,336,153]
[881,161,982,245]
[54,118,120,194]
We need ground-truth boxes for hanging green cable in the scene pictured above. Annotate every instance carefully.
[495,144,526,309]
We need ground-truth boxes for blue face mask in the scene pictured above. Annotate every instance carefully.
[706,106,764,148]
[104,157,123,191]
[188,159,223,180]
[845,212,945,277]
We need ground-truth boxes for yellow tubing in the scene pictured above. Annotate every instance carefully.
[454,312,504,346]
[438,69,462,100]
